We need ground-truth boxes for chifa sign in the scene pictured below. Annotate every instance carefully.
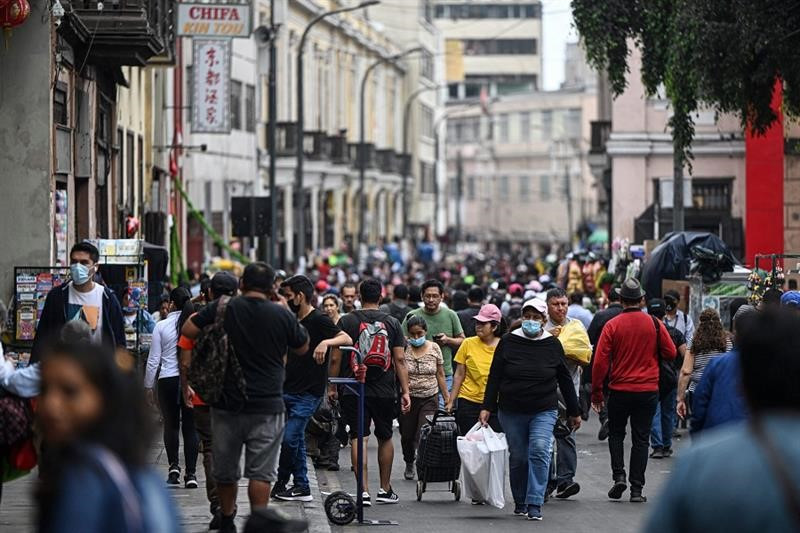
[177,4,251,38]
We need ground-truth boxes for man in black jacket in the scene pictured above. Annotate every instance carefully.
[457,286,485,337]
[31,242,125,363]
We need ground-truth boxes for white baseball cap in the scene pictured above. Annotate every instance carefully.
[522,298,547,315]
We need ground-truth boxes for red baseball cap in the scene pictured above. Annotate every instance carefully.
[474,304,502,323]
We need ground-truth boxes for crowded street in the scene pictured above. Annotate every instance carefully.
[3,0,800,532]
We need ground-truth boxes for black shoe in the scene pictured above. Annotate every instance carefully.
[630,491,648,503]
[650,447,664,459]
[167,465,181,485]
[556,481,581,499]
[219,513,236,533]
[271,480,288,500]
[513,503,527,516]
[185,473,198,489]
[598,420,609,441]
[274,486,313,502]
[662,447,673,457]
[208,511,221,531]
[608,480,628,500]
[376,487,399,504]
[404,461,415,480]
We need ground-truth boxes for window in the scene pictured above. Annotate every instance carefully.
[565,107,581,139]
[463,39,537,56]
[230,80,242,130]
[519,176,529,199]
[420,162,435,193]
[421,104,434,139]
[420,0,433,23]
[126,132,135,211]
[497,114,509,142]
[467,176,475,199]
[116,127,124,209]
[692,179,732,210]
[540,175,550,200]
[54,85,68,126]
[420,49,435,81]
[520,112,531,141]
[245,84,256,132]
[541,110,552,141]
[436,4,541,19]
[498,175,509,200]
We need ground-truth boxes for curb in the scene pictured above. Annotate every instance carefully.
[304,457,332,533]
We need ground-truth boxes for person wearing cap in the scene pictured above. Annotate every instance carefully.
[480,298,581,521]
[592,278,676,503]
[646,298,688,459]
[31,241,126,364]
[663,289,695,348]
[447,304,506,436]
[780,290,800,310]
[501,283,525,320]
[178,270,239,529]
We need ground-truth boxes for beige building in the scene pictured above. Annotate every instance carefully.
[445,85,598,246]
[434,1,542,99]
[602,47,746,258]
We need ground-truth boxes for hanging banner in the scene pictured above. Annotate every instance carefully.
[177,4,251,38]
[192,39,232,134]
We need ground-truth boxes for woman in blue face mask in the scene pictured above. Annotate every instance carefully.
[399,315,450,481]
[480,298,582,521]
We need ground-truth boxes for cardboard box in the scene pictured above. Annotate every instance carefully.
[661,280,690,313]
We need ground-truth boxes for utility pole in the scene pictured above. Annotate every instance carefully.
[565,163,574,248]
[268,0,278,266]
[673,143,685,232]
[455,150,463,245]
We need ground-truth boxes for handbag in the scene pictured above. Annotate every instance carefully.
[652,316,677,396]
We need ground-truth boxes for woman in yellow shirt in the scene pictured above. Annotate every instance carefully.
[446,304,506,435]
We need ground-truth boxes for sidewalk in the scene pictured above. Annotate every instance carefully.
[0,443,332,533]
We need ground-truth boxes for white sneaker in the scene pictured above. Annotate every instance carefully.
[361,492,372,507]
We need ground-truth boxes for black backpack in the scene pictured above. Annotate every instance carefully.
[187,296,247,405]
[652,316,678,396]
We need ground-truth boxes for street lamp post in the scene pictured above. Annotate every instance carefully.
[295,1,378,266]
[358,46,422,250]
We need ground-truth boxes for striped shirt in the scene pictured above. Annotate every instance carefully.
[689,350,725,393]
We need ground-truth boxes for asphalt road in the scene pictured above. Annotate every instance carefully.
[316,414,685,533]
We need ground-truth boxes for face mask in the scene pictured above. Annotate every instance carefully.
[665,302,676,312]
[521,320,542,338]
[408,336,426,348]
[288,299,301,314]
[70,263,92,285]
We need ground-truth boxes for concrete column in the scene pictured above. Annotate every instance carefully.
[310,184,320,253]
[333,188,344,250]
[284,183,294,260]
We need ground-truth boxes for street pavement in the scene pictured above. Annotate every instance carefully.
[317,414,683,533]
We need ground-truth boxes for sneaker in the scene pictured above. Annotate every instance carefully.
[361,492,372,507]
[662,447,673,457]
[630,492,648,503]
[608,480,628,500]
[185,473,198,489]
[274,486,313,502]
[513,503,527,516]
[649,447,664,459]
[526,505,543,521]
[219,513,237,533]
[376,487,399,504]
[271,480,288,500]
[404,461,415,480]
[471,499,485,506]
[555,481,580,499]
[167,465,181,485]
[598,420,609,441]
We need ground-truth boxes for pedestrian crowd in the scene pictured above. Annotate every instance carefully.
[1,242,799,532]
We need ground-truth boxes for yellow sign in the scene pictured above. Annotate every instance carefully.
[446,40,465,83]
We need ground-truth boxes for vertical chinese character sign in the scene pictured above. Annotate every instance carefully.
[192,39,232,133]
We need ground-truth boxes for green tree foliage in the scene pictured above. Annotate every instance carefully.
[571,0,800,165]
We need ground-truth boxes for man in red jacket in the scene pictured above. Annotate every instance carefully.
[591,278,676,503]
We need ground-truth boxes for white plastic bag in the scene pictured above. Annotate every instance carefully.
[457,423,508,509]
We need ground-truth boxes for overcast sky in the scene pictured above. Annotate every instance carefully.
[541,0,579,90]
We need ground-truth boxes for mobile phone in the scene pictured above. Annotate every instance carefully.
[433,333,445,340]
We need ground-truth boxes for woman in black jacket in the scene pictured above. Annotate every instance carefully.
[480,298,581,521]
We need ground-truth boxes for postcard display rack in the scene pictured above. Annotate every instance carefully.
[12,240,150,367]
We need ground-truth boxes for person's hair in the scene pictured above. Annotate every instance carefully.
[408,285,422,303]
[170,286,194,337]
[762,287,783,306]
[241,262,274,293]
[281,275,314,304]
[546,287,567,302]
[393,284,409,300]
[342,282,357,294]
[421,279,445,295]
[569,292,583,305]
[406,315,428,332]
[621,296,643,307]
[691,308,728,354]
[608,289,621,303]
[728,297,749,331]
[451,290,468,311]
[486,317,508,338]
[467,286,485,303]
[664,289,681,302]
[648,301,666,319]
[200,278,212,301]
[738,308,800,412]
[359,278,383,304]
[69,242,100,263]
[322,293,340,310]
[38,340,153,527]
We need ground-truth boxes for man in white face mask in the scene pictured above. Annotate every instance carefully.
[30,242,126,363]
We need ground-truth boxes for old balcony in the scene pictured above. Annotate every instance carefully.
[62,0,175,67]
[376,149,401,174]
[327,133,350,165]
[348,143,376,169]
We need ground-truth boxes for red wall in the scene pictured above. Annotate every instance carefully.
[745,81,784,266]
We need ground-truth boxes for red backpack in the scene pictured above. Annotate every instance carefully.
[353,312,393,373]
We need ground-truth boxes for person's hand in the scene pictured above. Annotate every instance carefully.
[568,416,582,431]
[550,326,563,338]
[444,400,454,413]
[353,363,367,383]
[479,409,491,427]
[313,342,327,365]
[182,385,196,409]
[433,333,447,346]
[328,384,338,403]
[400,392,411,414]
[145,388,155,406]
[592,401,604,414]
[676,399,687,419]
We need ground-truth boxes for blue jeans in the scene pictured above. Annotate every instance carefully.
[650,388,677,450]
[439,374,453,409]
[499,409,558,506]
[277,393,322,489]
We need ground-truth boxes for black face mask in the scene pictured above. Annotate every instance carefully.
[665,301,677,312]
[288,299,301,314]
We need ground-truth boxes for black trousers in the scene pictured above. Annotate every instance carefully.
[455,398,503,436]
[157,376,199,475]
[607,390,658,490]
[193,404,218,512]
